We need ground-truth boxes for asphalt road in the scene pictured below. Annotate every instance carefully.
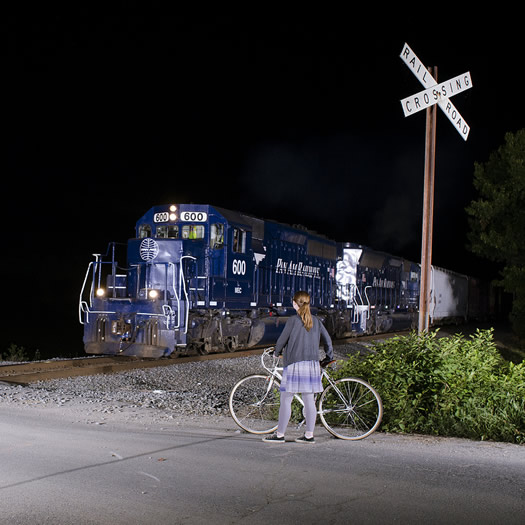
[1,405,524,524]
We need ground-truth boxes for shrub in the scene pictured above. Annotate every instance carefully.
[335,329,525,444]
[2,343,29,362]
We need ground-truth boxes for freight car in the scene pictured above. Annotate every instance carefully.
[79,204,489,357]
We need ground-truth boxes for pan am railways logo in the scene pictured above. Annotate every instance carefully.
[140,238,159,261]
[275,258,321,278]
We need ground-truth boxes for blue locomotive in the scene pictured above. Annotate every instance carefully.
[79,204,491,357]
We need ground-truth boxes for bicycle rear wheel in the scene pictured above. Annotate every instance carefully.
[229,374,280,434]
[319,377,382,440]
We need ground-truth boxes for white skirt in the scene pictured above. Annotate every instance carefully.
[280,360,323,393]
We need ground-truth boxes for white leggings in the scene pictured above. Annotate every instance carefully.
[277,392,317,436]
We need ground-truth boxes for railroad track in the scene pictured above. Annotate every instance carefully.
[0,331,409,386]
[0,349,266,386]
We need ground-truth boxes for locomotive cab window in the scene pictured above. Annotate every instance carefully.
[138,224,152,238]
[211,223,224,249]
[156,225,179,239]
[232,228,246,253]
[182,224,205,240]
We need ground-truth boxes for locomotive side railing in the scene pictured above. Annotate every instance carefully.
[352,284,371,325]
[79,250,122,324]
[80,247,195,338]
[79,258,123,325]
[180,256,196,334]
[79,258,180,331]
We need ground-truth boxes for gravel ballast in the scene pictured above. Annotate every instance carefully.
[0,343,368,425]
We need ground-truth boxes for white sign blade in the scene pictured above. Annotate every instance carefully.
[438,98,470,140]
[400,43,436,88]
[400,43,471,140]
[401,72,473,117]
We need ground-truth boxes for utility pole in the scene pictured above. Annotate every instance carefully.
[418,66,437,334]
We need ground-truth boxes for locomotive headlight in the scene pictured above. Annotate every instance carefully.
[169,205,177,212]
[169,213,177,221]
[95,288,105,297]
[148,289,159,300]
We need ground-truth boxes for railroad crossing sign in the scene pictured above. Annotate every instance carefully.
[400,43,472,140]
[399,43,473,335]
[401,71,472,117]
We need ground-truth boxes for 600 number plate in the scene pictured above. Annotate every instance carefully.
[180,211,207,222]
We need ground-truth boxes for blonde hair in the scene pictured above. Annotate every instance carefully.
[293,291,313,331]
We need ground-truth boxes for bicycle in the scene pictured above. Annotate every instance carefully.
[229,347,383,440]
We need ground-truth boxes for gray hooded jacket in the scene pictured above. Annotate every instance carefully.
[274,314,333,367]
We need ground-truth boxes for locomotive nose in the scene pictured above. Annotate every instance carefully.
[128,238,183,265]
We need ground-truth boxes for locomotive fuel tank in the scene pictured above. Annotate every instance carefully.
[187,309,290,354]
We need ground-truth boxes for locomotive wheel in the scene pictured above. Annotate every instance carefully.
[196,338,212,355]
[224,335,239,352]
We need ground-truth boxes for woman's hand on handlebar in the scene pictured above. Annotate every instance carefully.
[320,357,335,368]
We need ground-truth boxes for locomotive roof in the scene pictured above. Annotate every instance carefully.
[211,205,334,244]
[140,204,334,244]
[212,206,265,239]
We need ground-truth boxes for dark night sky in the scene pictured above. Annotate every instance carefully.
[4,16,524,356]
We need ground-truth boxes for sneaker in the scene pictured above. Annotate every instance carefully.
[295,435,315,444]
[262,433,285,443]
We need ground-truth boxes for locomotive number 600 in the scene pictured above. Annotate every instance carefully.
[232,259,246,275]
[153,212,170,223]
[181,211,208,222]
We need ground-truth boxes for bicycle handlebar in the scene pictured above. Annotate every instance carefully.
[261,346,336,371]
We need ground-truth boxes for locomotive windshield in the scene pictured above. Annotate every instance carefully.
[138,224,151,238]
[138,223,179,239]
[156,225,179,238]
[138,222,207,240]
[182,224,205,239]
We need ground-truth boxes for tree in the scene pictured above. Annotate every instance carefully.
[466,129,525,339]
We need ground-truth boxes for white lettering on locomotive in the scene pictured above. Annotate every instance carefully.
[372,277,395,289]
[275,258,321,278]
[232,259,246,275]
[154,212,169,223]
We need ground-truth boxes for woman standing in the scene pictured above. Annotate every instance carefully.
[263,291,334,444]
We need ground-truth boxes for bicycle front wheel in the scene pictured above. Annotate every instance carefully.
[229,374,281,434]
[319,377,383,440]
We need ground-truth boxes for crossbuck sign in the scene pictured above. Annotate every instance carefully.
[400,43,472,140]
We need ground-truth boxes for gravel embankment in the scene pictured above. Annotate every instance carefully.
[0,343,370,422]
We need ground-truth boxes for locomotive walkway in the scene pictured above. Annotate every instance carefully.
[1,402,523,524]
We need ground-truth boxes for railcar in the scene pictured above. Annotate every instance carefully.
[79,203,489,358]
[429,266,469,324]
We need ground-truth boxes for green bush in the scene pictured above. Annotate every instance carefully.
[1,343,29,362]
[335,329,525,444]
[1,344,41,362]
